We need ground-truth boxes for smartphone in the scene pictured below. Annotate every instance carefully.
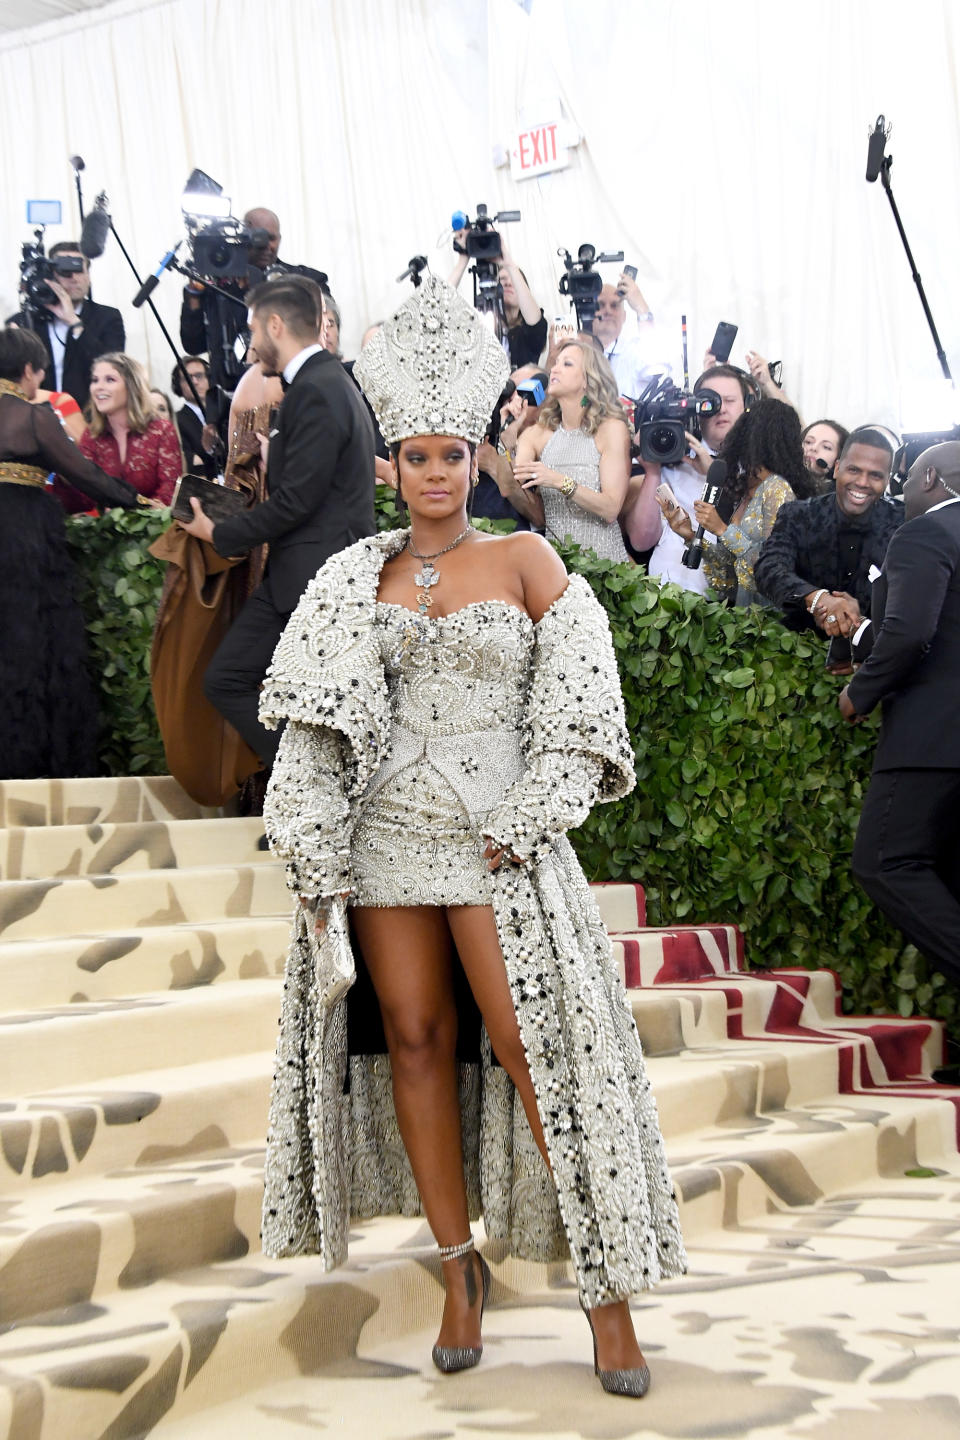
[656,481,680,510]
[616,264,638,296]
[517,378,545,406]
[553,315,576,343]
[710,321,738,364]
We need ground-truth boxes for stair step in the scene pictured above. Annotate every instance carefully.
[0,979,280,1098]
[589,880,646,930]
[0,775,223,828]
[0,862,289,941]
[0,817,269,881]
[614,922,744,984]
[0,917,289,1010]
[0,1052,273,1192]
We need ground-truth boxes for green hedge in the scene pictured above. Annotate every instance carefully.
[64,504,957,1036]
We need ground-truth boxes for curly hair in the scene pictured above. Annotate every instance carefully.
[719,397,809,501]
[85,352,157,436]
[537,340,629,438]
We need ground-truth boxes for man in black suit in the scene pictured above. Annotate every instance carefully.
[179,277,375,768]
[840,440,960,990]
[172,355,227,478]
[10,242,125,407]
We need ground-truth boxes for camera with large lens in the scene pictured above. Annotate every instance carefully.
[633,375,721,466]
[557,241,624,331]
[19,237,84,316]
[181,168,268,280]
[452,203,522,311]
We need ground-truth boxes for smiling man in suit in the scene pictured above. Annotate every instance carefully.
[180,276,375,768]
[840,440,960,991]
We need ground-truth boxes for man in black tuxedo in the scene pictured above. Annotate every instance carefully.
[841,440,960,990]
[172,355,227,478]
[179,277,375,768]
[10,242,125,407]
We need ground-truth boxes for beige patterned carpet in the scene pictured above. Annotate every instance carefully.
[1,775,959,1440]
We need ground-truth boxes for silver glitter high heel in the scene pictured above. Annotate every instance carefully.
[581,1302,651,1398]
[432,1237,491,1374]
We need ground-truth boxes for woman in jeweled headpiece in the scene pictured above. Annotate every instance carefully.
[258,272,686,1396]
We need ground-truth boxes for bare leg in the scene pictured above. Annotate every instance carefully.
[447,904,647,1373]
[350,905,483,1352]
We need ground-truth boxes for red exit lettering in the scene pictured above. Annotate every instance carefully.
[517,123,561,171]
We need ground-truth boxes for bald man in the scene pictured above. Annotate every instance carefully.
[180,205,328,392]
[840,441,960,993]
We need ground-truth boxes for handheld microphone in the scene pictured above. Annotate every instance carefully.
[132,240,182,308]
[866,115,889,183]
[80,192,111,259]
[68,154,85,173]
[681,458,727,570]
[451,211,468,232]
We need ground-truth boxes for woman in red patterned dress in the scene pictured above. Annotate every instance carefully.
[80,352,181,506]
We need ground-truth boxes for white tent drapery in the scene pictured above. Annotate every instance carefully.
[2,0,958,432]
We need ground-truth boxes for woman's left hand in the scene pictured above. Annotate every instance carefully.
[483,838,526,871]
[692,499,726,536]
[514,460,567,491]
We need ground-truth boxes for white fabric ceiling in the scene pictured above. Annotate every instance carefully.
[1,0,959,436]
[0,0,113,35]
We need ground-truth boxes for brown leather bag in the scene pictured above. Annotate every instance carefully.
[149,526,262,806]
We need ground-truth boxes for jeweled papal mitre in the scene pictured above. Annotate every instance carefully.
[353,271,510,447]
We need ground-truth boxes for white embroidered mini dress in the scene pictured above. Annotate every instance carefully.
[349,600,533,907]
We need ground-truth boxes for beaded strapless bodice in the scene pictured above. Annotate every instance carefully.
[376,599,534,735]
[540,427,631,563]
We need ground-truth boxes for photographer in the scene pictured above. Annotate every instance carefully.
[450,234,547,367]
[179,205,327,392]
[621,363,756,594]
[594,278,663,399]
[754,426,903,664]
[9,241,125,407]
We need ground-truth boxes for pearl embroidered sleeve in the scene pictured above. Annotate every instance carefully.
[482,575,635,862]
[263,722,354,900]
[482,750,602,863]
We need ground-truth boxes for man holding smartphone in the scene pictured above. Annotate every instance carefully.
[593,271,666,399]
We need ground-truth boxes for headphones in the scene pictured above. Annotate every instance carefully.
[694,364,762,414]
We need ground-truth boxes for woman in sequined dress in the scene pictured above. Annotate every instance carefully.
[512,339,632,563]
[260,275,685,1396]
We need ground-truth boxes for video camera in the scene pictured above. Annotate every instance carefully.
[181,169,269,280]
[18,200,84,320]
[633,374,722,466]
[557,242,624,332]
[452,203,521,315]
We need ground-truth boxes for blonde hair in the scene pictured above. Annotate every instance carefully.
[85,351,157,436]
[538,340,629,438]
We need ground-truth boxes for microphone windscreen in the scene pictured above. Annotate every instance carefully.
[815,457,830,471]
[69,154,85,172]
[705,458,728,488]
[80,204,110,260]
[866,116,887,183]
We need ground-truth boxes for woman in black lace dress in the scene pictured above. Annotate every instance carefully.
[0,328,141,778]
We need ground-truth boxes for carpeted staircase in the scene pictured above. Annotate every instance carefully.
[2,776,960,1440]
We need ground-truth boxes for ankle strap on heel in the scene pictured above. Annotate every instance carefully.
[438,1236,475,1261]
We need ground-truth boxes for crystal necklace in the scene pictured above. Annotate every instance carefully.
[390,525,473,665]
[407,525,473,616]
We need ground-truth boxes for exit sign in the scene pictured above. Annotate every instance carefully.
[510,120,570,180]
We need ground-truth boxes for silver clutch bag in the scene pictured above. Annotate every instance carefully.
[306,895,355,1007]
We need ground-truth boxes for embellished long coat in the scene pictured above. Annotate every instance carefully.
[257,531,686,1307]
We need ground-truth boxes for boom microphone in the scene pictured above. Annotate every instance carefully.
[681,458,727,570]
[133,240,182,308]
[80,192,111,259]
[866,115,889,183]
[68,154,85,172]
